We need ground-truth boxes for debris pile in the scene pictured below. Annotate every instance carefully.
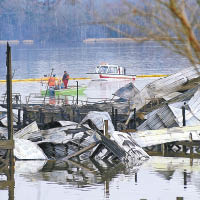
[0,110,149,167]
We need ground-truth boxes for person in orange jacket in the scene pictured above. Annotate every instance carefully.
[48,74,56,97]
[48,74,56,87]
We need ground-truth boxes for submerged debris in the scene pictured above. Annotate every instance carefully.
[14,138,47,160]
[0,111,150,168]
[138,86,200,131]
[113,82,139,101]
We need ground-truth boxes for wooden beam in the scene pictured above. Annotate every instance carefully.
[0,140,14,149]
[148,151,200,158]
[0,180,15,189]
[175,141,200,146]
[6,43,14,141]
[63,142,98,160]
[104,120,109,138]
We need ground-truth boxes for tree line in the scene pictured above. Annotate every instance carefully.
[0,0,133,43]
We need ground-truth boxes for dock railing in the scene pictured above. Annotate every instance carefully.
[0,93,22,106]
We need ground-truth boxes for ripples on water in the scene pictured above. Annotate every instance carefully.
[0,43,199,200]
[0,42,189,80]
[1,158,200,200]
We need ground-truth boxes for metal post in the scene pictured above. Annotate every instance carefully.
[39,108,43,123]
[104,180,109,198]
[182,102,186,126]
[17,109,21,130]
[6,42,13,140]
[111,106,114,123]
[23,107,27,127]
[114,109,118,130]
[76,81,79,105]
[133,108,136,129]
[182,102,187,153]
[135,173,137,183]
[104,120,109,138]
[184,170,187,188]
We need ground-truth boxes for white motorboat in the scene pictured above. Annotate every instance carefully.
[87,63,136,81]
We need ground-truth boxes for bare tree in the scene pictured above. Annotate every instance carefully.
[100,0,200,66]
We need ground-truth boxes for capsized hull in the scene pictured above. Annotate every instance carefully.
[87,73,136,80]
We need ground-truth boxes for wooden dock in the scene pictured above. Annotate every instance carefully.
[128,125,200,157]
[0,43,15,200]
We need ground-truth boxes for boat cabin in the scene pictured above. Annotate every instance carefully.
[95,64,126,75]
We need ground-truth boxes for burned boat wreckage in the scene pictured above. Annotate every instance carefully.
[0,111,149,169]
[1,65,200,169]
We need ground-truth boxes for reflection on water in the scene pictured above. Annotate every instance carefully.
[0,43,190,80]
[0,43,199,199]
[1,156,200,200]
[86,79,135,100]
[0,77,151,104]
[0,150,15,200]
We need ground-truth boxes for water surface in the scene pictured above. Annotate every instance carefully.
[0,42,198,200]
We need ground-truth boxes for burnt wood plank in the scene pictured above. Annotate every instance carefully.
[64,142,99,160]
[0,140,14,149]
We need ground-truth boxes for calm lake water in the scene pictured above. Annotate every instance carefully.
[0,42,189,80]
[0,42,199,200]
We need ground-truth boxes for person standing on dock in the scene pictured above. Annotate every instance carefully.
[48,74,56,97]
[62,71,69,89]
[48,74,56,87]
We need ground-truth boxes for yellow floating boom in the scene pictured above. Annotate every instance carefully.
[136,74,168,78]
[0,77,91,83]
[0,74,168,83]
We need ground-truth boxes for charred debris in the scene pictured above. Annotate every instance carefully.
[0,111,149,170]
[2,65,200,169]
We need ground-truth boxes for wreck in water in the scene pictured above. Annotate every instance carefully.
[1,64,200,179]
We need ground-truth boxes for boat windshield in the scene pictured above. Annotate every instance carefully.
[107,66,118,74]
[98,66,108,73]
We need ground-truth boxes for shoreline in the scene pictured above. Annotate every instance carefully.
[83,37,177,43]
[0,40,34,45]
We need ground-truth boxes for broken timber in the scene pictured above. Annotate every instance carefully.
[126,65,200,125]
[63,141,99,160]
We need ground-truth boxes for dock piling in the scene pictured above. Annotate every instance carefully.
[182,102,187,153]
[0,42,15,200]
[17,108,21,130]
[111,106,114,123]
[133,108,136,130]
[104,120,109,138]
[182,102,186,127]
[114,109,118,130]
[23,107,27,127]
[6,42,13,141]
[76,81,79,105]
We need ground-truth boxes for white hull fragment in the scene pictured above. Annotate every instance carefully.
[14,138,47,160]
